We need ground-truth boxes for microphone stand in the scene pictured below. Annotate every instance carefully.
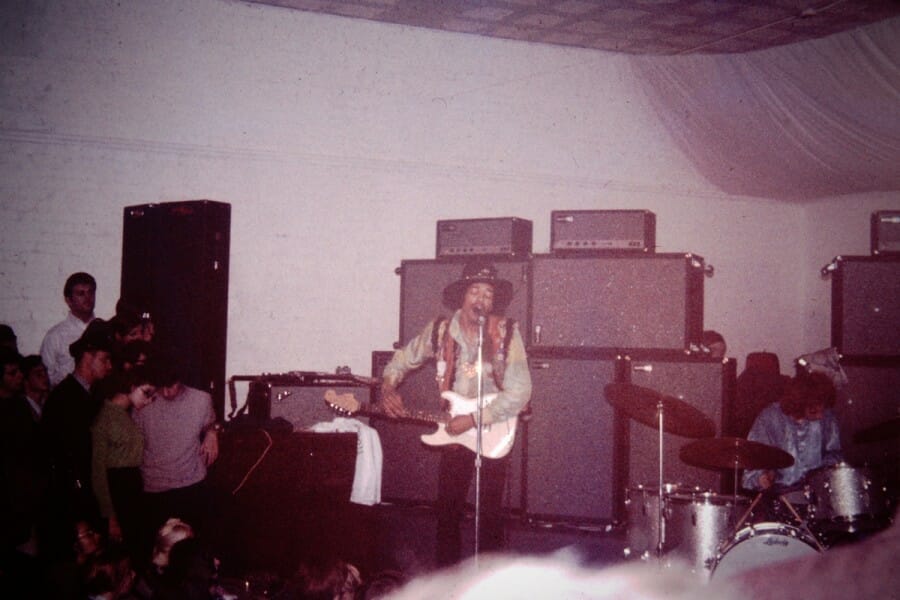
[473,313,486,568]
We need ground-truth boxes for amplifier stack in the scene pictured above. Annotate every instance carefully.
[370,211,726,524]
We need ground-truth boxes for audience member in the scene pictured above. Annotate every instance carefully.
[116,340,153,373]
[44,518,108,599]
[0,346,48,596]
[133,358,219,542]
[115,298,155,343]
[701,330,727,359]
[293,557,362,600]
[359,569,406,600]
[41,319,115,558]
[91,367,156,565]
[41,271,98,387]
[81,542,137,600]
[20,354,50,421]
[132,518,194,599]
[0,324,18,353]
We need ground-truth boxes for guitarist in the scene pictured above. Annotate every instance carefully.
[380,261,532,567]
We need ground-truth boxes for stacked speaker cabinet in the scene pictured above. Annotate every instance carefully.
[371,351,526,510]
[620,355,736,496]
[831,255,900,360]
[833,363,900,493]
[528,253,704,354]
[523,353,622,523]
[397,258,530,346]
[121,200,230,418]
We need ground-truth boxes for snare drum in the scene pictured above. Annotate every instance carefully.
[666,491,750,576]
[806,463,887,531]
[711,522,820,580]
[624,483,705,559]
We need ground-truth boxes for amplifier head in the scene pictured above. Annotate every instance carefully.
[551,209,655,253]
[436,217,532,259]
[872,210,900,256]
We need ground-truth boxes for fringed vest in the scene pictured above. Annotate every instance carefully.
[431,315,515,393]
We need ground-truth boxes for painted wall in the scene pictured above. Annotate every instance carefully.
[1,0,897,394]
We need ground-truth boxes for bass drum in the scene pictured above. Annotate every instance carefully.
[711,522,820,580]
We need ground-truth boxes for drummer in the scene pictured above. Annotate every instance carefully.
[742,372,842,492]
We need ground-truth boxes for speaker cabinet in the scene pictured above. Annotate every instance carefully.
[122,200,230,417]
[208,430,360,576]
[245,373,373,431]
[622,356,735,494]
[523,354,621,523]
[370,351,526,510]
[529,254,704,353]
[831,256,900,359]
[397,259,530,347]
[835,364,900,489]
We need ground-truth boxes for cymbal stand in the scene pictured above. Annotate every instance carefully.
[656,398,666,559]
[778,494,826,552]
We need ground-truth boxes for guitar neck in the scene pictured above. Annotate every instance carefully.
[358,402,448,426]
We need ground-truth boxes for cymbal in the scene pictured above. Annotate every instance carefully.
[603,382,715,439]
[680,437,795,471]
[853,416,900,444]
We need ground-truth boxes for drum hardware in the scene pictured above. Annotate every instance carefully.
[605,383,716,559]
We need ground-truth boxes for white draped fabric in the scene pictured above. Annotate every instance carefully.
[629,18,900,201]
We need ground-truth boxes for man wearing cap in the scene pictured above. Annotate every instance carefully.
[40,272,97,387]
[41,319,114,556]
[381,261,532,566]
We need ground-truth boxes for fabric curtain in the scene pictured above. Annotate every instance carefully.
[629,18,900,201]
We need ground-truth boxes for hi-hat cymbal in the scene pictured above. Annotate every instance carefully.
[680,437,795,471]
[603,382,715,439]
[853,416,900,444]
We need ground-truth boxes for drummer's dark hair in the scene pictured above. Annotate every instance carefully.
[780,372,836,418]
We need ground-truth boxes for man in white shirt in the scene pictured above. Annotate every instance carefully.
[40,272,97,387]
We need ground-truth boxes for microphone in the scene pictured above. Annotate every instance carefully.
[473,306,486,324]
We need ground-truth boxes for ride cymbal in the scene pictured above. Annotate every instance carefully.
[680,437,795,471]
[604,382,715,439]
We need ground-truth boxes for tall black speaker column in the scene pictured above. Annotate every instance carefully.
[121,200,231,418]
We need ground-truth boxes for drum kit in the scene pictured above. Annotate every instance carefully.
[604,383,896,581]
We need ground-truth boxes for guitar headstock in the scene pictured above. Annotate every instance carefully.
[324,389,361,415]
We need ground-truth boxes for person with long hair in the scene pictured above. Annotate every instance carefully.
[91,366,156,564]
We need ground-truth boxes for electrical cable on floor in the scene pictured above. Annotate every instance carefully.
[231,428,274,495]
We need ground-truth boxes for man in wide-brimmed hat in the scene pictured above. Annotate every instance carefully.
[41,318,115,558]
[381,260,532,567]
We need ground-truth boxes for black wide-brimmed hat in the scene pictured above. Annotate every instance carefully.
[69,318,114,357]
[441,261,513,311]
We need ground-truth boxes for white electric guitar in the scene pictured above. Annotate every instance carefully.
[323,389,517,459]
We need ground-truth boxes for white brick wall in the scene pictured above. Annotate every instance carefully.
[0,0,897,382]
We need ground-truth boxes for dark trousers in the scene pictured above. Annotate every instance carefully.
[435,447,508,567]
[107,467,145,565]
[143,478,212,547]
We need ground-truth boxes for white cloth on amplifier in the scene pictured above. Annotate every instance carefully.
[309,417,382,506]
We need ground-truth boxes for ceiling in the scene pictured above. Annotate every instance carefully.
[245,0,900,55]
